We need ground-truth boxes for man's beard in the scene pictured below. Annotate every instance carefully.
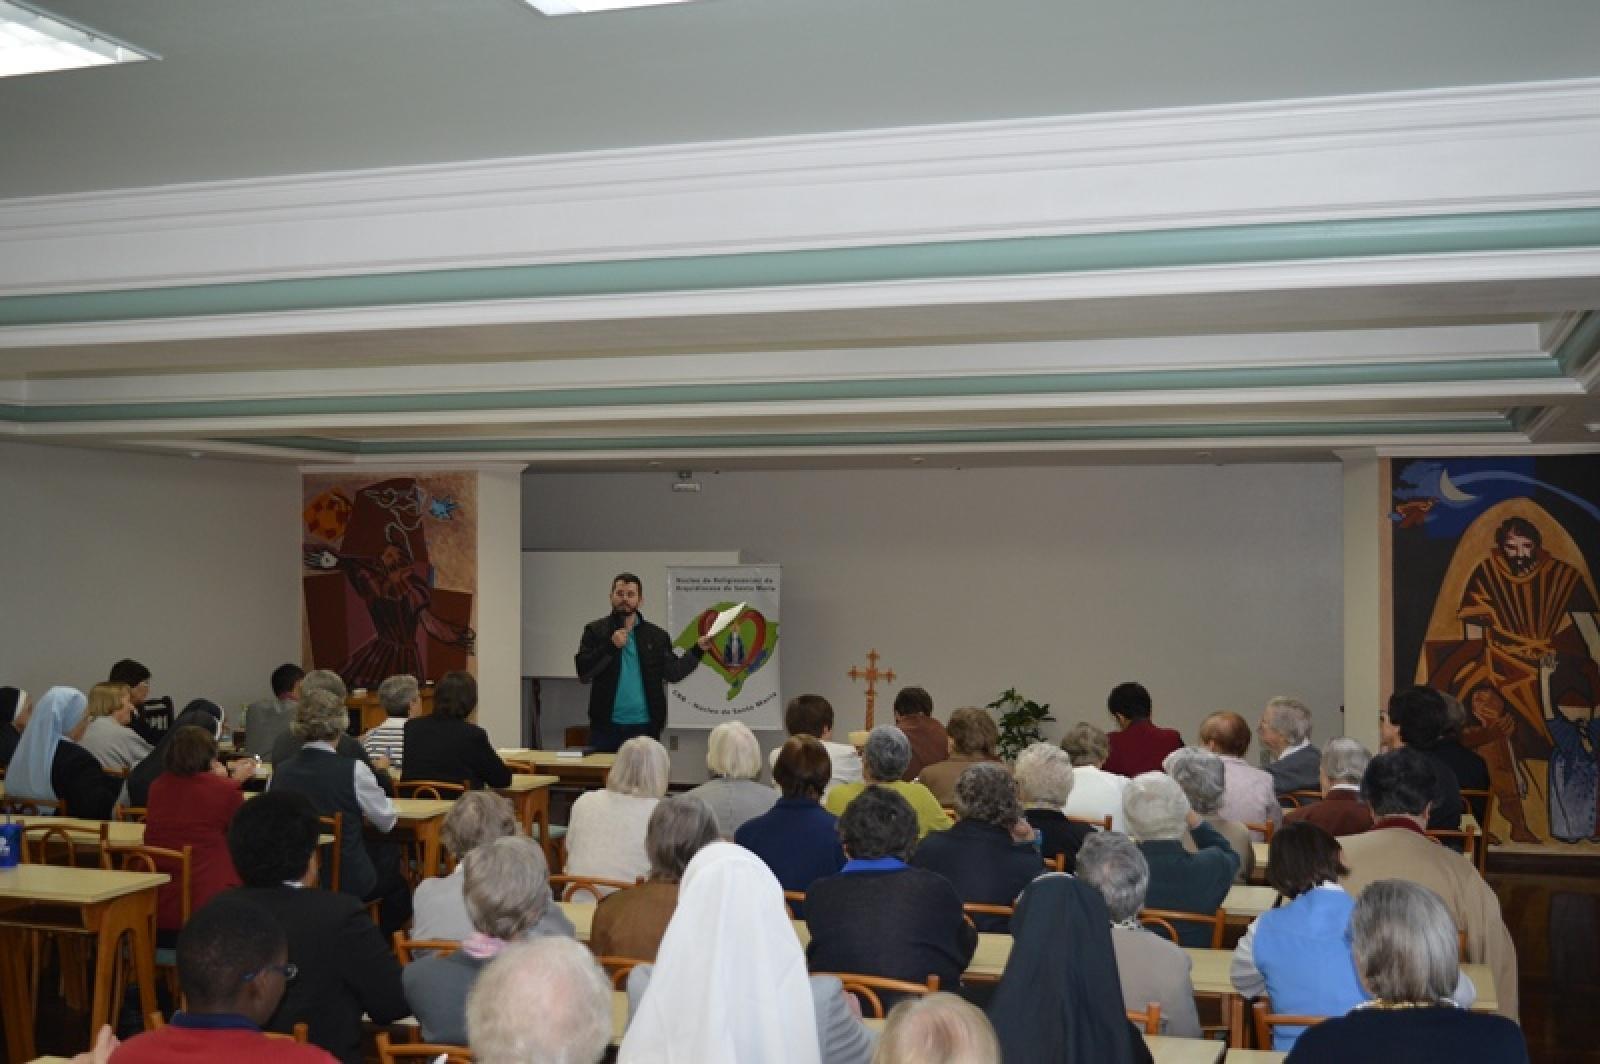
[1504,552,1538,576]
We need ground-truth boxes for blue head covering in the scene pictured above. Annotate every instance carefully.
[7,686,88,802]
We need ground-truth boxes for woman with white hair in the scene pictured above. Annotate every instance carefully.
[1123,771,1238,947]
[1015,742,1093,872]
[467,937,614,1064]
[621,842,875,1064]
[873,993,999,1064]
[1076,831,1201,1038]
[564,735,671,893]
[404,835,564,1045]
[1165,746,1253,883]
[822,726,952,838]
[684,720,778,836]
[1284,880,1526,1063]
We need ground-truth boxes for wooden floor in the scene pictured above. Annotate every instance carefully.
[1491,859,1600,1064]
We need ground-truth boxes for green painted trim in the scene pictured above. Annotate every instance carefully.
[3,208,1600,327]
[0,357,1561,424]
[231,416,1515,455]
[1553,311,1600,375]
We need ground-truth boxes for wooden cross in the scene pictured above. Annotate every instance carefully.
[847,649,896,730]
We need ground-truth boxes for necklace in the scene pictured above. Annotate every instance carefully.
[1355,998,1459,1011]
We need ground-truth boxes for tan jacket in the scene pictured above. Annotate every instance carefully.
[1339,825,1518,1021]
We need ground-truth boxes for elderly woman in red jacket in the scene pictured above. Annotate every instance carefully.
[145,725,250,940]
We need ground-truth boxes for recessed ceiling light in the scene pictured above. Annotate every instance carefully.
[0,1,154,79]
[524,0,700,15]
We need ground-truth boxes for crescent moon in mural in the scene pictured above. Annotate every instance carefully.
[1438,470,1476,503]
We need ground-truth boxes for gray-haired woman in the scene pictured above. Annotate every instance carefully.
[1165,746,1254,883]
[910,763,1044,932]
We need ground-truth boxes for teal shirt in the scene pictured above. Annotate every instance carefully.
[611,629,650,725]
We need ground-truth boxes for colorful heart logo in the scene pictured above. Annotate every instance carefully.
[700,608,767,674]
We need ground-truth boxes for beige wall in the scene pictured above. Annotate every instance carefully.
[474,466,526,746]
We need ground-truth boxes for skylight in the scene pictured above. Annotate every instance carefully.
[0,1,154,79]
[525,0,700,15]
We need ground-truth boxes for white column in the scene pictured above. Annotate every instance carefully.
[474,464,527,747]
[1340,450,1388,750]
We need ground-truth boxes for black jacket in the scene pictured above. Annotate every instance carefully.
[226,884,408,1064]
[805,865,977,997]
[270,730,393,796]
[53,741,121,820]
[1024,807,1095,873]
[912,819,1045,932]
[575,611,703,734]
[400,715,511,789]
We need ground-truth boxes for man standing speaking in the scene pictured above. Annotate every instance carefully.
[576,572,712,751]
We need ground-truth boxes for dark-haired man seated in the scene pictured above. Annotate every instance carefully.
[221,790,407,1064]
[109,894,336,1062]
[246,663,304,761]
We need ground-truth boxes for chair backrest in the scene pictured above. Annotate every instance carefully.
[1046,852,1066,873]
[1283,789,1321,809]
[1,796,63,816]
[1126,1002,1163,1035]
[940,806,957,821]
[150,1010,308,1043]
[1067,813,1113,831]
[396,780,467,801]
[597,955,653,989]
[106,843,194,925]
[550,873,639,903]
[1425,823,1478,864]
[114,805,148,824]
[1244,820,1276,842]
[1458,788,1493,874]
[23,822,108,867]
[375,1032,471,1063]
[1138,907,1226,949]
[815,973,940,1018]
[392,931,462,966]
[782,890,807,918]
[962,902,1015,921]
[1251,998,1326,1048]
[319,814,342,892]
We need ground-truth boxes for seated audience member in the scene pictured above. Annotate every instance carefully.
[108,894,336,1063]
[78,682,152,772]
[1198,710,1283,836]
[269,671,391,789]
[224,790,407,1063]
[1284,738,1375,837]
[1285,880,1528,1064]
[1380,687,1466,833]
[1124,771,1238,947]
[467,937,614,1064]
[737,735,847,906]
[913,763,1043,931]
[987,873,1152,1064]
[1076,831,1201,1038]
[270,690,408,929]
[592,794,720,960]
[622,843,875,1064]
[0,686,30,767]
[1260,697,1321,795]
[768,693,863,791]
[565,735,670,893]
[684,720,778,836]
[893,686,949,781]
[361,673,415,772]
[405,835,563,1045]
[413,790,572,942]
[1166,746,1253,883]
[917,707,1007,807]
[1015,742,1093,872]
[1435,693,1492,826]
[824,726,953,838]
[400,670,511,789]
[8,686,122,819]
[126,700,238,808]
[108,658,163,744]
[807,786,976,999]
[1339,748,1519,1020]
[245,663,303,761]
[1061,722,1129,832]
[146,725,249,941]
[873,992,1000,1064]
[1230,822,1369,1051]
[1103,681,1183,778]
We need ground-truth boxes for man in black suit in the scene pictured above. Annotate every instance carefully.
[223,790,407,1064]
[574,571,711,751]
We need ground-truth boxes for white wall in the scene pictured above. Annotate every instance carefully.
[0,440,300,722]
[522,463,1346,780]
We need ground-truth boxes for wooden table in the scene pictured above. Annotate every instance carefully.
[1225,1052,1285,1063]
[497,775,558,865]
[499,749,615,788]
[390,798,455,879]
[0,865,168,1062]
[1222,884,1278,921]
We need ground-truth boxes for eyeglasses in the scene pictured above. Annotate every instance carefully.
[241,962,298,985]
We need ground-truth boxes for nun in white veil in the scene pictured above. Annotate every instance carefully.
[621,842,871,1064]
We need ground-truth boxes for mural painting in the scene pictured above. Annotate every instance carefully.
[301,473,477,688]
[1390,456,1600,850]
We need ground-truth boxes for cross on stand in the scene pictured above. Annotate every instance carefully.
[847,649,896,730]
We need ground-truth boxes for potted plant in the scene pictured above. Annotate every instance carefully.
[986,687,1055,762]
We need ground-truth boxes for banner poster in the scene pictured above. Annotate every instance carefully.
[666,565,782,730]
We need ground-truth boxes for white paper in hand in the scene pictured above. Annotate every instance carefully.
[705,601,748,640]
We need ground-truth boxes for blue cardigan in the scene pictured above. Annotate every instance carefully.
[1252,887,1366,1050]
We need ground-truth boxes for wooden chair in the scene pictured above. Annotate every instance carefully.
[1138,907,1226,949]
[1283,789,1321,809]
[392,931,461,966]
[1126,1002,1163,1035]
[104,842,193,1002]
[562,726,591,749]
[113,805,148,823]
[376,1032,473,1063]
[1067,813,1113,830]
[1046,853,1066,873]
[550,873,638,903]
[597,955,653,989]
[396,780,467,801]
[940,806,957,821]
[148,1010,309,1043]
[1425,823,1479,865]
[815,973,939,1018]
[783,890,807,917]
[1251,998,1326,1049]
[319,814,343,893]
[1244,820,1276,842]
[1459,788,1493,873]
[962,902,1015,924]
[0,796,63,816]
[22,822,108,866]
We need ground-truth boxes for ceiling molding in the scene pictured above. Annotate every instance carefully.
[4,78,1600,297]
